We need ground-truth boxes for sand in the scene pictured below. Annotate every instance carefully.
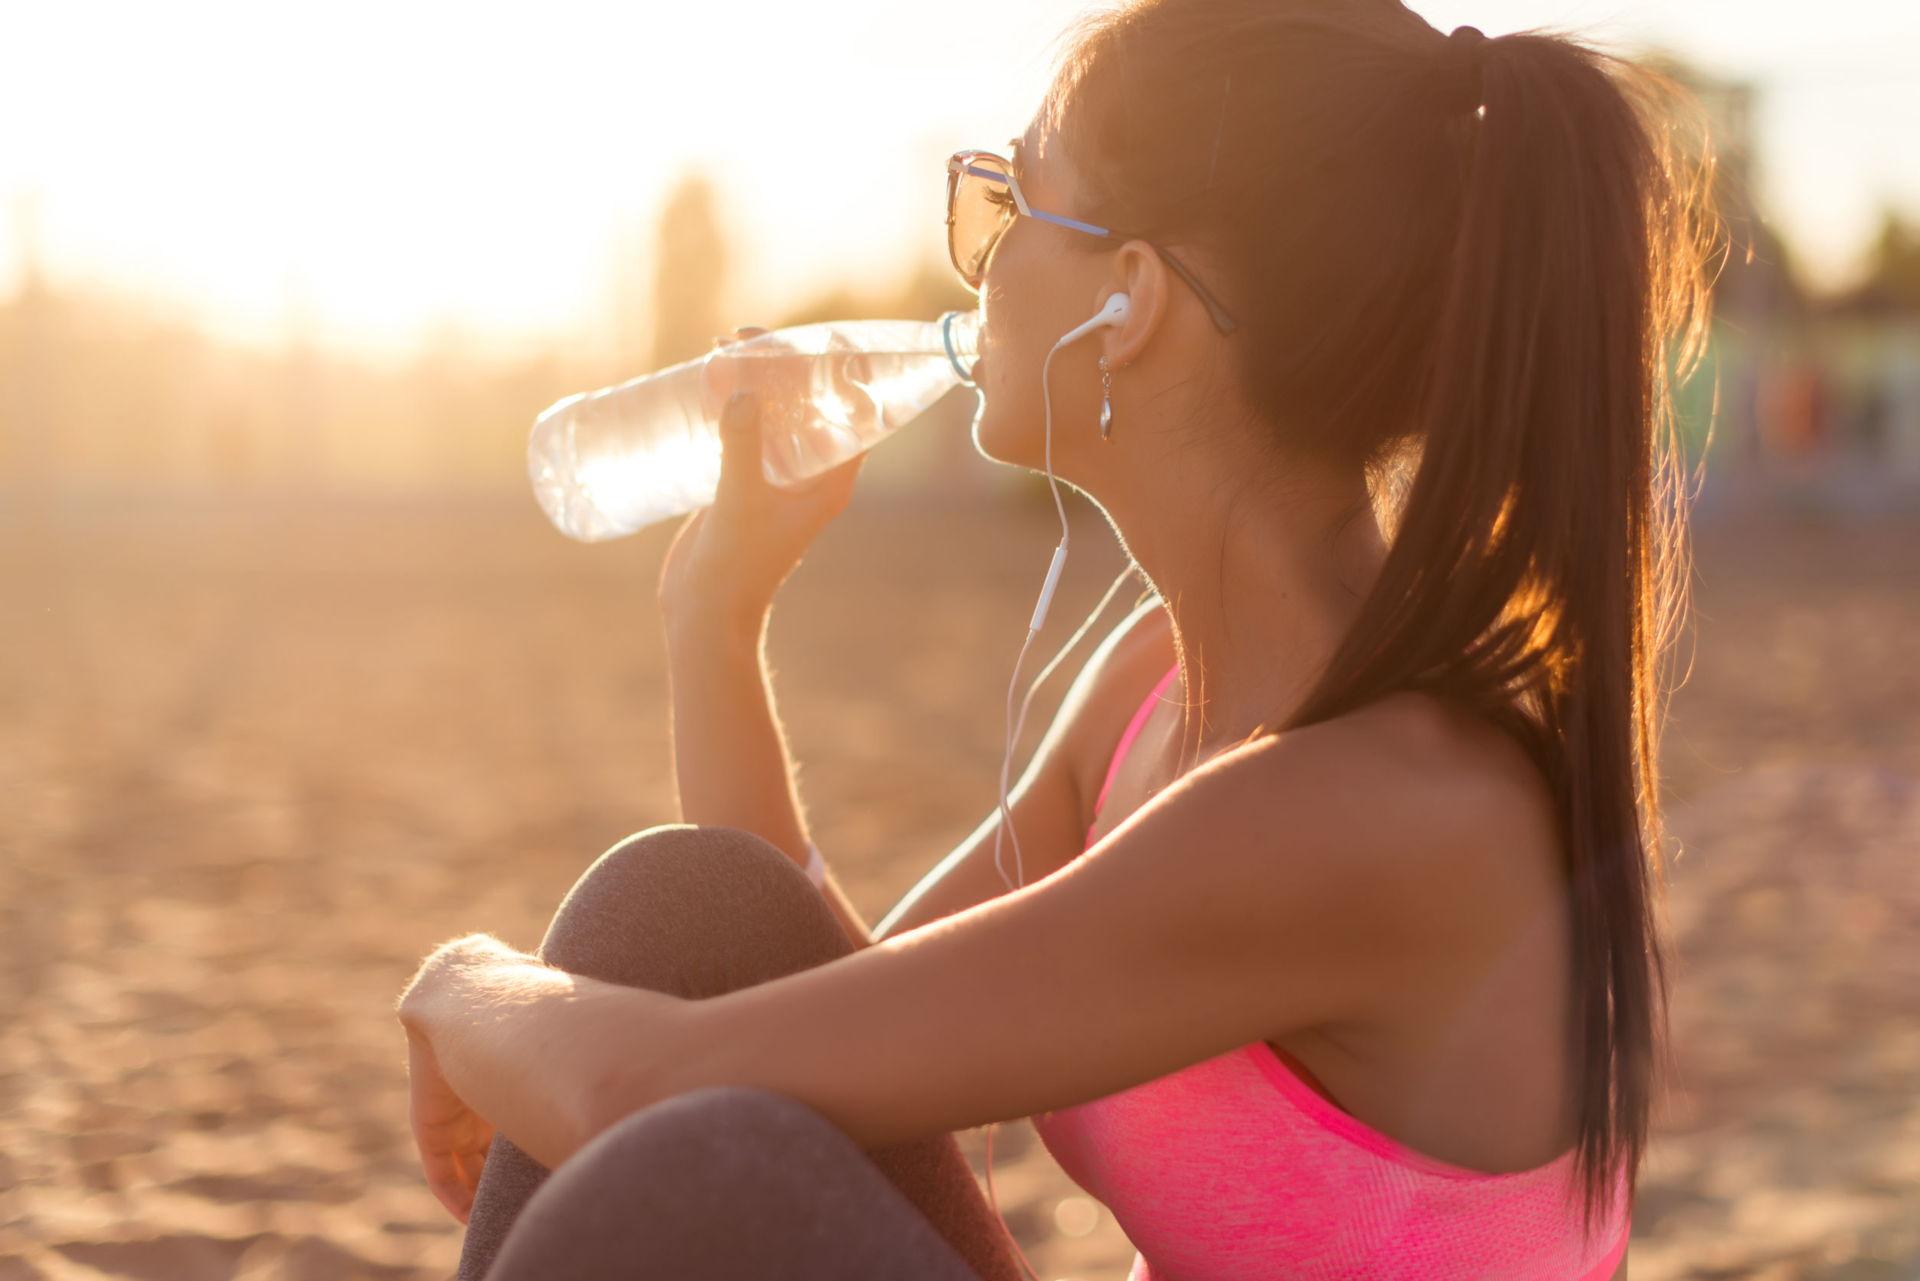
[1,489,1914,1280]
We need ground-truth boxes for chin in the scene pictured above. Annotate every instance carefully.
[969,399,1039,471]
[968,409,1011,468]
[968,364,1076,474]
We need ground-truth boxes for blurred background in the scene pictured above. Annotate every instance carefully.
[1,1,1915,1279]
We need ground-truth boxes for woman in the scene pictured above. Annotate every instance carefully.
[396,0,1716,1276]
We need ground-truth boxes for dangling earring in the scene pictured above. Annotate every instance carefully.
[1098,356,1115,441]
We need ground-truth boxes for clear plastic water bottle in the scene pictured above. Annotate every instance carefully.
[528,309,982,541]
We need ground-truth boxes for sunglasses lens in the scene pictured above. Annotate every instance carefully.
[949,155,1015,290]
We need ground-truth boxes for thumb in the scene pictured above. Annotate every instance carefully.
[715,389,765,505]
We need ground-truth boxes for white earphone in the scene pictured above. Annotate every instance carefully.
[1054,290,1132,349]
[1027,292,1132,632]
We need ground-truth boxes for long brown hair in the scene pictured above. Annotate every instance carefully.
[1045,0,1720,1240]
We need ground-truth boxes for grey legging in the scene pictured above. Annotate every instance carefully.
[454,823,1031,1281]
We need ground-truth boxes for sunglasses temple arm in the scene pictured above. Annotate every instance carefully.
[1156,246,1239,335]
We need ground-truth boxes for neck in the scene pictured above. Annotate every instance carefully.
[1109,449,1389,768]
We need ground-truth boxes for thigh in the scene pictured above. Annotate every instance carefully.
[485,1084,994,1281]
[459,825,1029,1281]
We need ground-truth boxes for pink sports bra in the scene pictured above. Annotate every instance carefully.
[1028,660,1631,1280]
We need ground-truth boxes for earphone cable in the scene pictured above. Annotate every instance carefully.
[991,561,1140,895]
[984,318,1139,1281]
[993,339,1137,896]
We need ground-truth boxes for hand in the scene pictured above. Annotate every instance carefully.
[396,934,510,1223]
[406,1027,496,1224]
[657,326,871,632]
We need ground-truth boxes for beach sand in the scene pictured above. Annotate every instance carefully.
[1,490,1914,1280]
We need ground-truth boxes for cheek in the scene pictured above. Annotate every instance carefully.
[979,235,1045,358]
[969,247,1095,461]
[977,278,1042,402]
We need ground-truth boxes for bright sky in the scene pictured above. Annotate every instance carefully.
[3,0,1914,356]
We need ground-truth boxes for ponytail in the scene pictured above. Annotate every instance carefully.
[1282,30,1717,1241]
[1049,1,1719,1244]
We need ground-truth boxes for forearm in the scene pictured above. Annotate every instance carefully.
[663,608,808,855]
[663,609,874,947]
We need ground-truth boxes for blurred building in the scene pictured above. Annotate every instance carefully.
[1646,52,1920,511]
[6,64,1913,517]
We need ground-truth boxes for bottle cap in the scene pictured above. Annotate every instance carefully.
[941,308,982,385]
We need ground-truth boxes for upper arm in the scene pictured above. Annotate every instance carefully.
[648,704,1500,1152]
[871,593,1168,944]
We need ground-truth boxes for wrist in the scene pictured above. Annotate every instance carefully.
[397,934,517,1034]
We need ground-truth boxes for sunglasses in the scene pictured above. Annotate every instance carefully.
[945,141,1241,336]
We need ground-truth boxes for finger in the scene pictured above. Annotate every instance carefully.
[715,389,764,505]
[455,1143,489,1189]
[425,1160,468,1222]
[449,1166,477,1216]
[669,505,706,547]
[438,1175,473,1224]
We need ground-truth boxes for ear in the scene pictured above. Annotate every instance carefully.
[1101,240,1170,368]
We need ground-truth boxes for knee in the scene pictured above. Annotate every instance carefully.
[538,824,850,993]
[488,1087,868,1278]
[579,1085,856,1203]
[598,1084,845,1171]
[562,823,815,925]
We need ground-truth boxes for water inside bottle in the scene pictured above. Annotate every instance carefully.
[533,313,979,540]
[701,344,965,486]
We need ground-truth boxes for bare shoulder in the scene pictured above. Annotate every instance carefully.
[1053,592,1175,814]
[1314,691,1558,854]
[1078,590,1173,697]
[1215,691,1564,957]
